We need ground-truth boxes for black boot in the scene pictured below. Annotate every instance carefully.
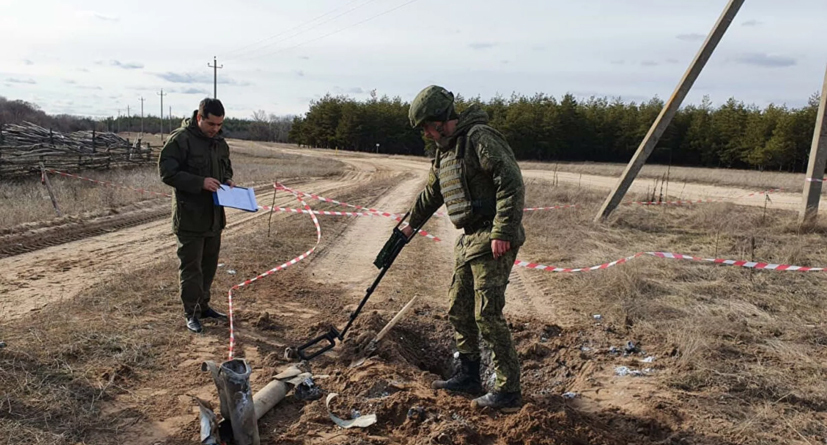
[431,354,484,395]
[471,390,523,412]
[201,306,228,321]
[186,316,203,333]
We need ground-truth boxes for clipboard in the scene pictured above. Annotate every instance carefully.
[213,185,258,212]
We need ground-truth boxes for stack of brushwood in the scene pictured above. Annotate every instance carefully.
[0,122,154,178]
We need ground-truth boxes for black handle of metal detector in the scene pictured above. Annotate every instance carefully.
[292,211,433,361]
[296,326,341,361]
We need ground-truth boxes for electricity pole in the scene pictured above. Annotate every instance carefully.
[594,0,744,222]
[208,56,223,99]
[139,96,145,136]
[799,64,827,225]
[157,89,166,142]
[117,109,121,133]
[127,105,131,132]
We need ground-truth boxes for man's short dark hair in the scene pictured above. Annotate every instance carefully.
[199,98,225,119]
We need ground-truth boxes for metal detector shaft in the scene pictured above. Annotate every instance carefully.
[296,212,430,361]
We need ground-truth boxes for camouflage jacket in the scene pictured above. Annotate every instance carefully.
[409,105,526,259]
[158,110,233,235]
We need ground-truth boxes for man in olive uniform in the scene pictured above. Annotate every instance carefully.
[159,98,234,334]
[400,85,525,411]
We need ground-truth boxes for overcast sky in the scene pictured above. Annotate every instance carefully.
[1,0,825,120]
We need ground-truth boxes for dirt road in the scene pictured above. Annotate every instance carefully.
[2,145,814,322]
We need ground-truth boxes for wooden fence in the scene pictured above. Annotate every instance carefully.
[0,122,156,179]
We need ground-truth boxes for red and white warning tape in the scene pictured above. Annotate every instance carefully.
[261,205,403,218]
[524,204,579,211]
[227,183,322,360]
[515,251,827,273]
[283,187,391,215]
[744,188,782,198]
[623,199,721,206]
[275,184,442,242]
[46,169,172,198]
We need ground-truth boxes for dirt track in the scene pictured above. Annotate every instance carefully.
[2,144,825,444]
[1,145,815,332]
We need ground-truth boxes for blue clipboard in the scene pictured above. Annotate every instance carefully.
[213,185,258,212]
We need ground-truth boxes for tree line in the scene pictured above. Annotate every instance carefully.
[289,92,822,172]
[0,97,293,143]
[3,92,821,172]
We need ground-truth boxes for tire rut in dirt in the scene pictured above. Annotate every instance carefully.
[0,206,170,259]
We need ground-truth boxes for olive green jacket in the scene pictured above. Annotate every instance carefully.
[158,110,233,235]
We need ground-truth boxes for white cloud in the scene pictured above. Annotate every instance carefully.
[76,11,120,22]
[6,78,36,84]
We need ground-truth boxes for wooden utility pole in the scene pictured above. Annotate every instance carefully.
[208,56,223,99]
[157,89,166,142]
[798,64,827,225]
[139,96,145,136]
[594,0,744,222]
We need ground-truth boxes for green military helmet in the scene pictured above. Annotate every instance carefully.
[409,85,456,128]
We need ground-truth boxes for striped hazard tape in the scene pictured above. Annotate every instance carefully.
[227,183,322,360]
[623,199,721,207]
[515,251,827,273]
[275,184,442,242]
[260,206,391,218]
[280,186,391,215]
[524,204,579,211]
[745,188,782,198]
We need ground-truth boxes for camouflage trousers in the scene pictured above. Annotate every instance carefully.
[448,233,521,393]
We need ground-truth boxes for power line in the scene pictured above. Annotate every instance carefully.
[240,0,421,62]
[221,0,365,61]
[227,0,383,62]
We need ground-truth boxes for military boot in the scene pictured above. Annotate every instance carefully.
[471,390,523,413]
[431,354,484,395]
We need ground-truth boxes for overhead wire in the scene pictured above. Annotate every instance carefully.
[236,0,422,62]
[220,0,364,60]
[224,0,384,61]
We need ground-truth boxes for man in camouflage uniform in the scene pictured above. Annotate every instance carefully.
[159,98,233,334]
[400,85,525,411]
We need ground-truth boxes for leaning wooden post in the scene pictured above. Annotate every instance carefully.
[594,0,744,222]
[798,64,827,226]
[39,161,62,217]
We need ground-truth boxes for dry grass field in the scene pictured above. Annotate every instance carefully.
[0,141,343,231]
[2,143,827,444]
[521,160,812,194]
